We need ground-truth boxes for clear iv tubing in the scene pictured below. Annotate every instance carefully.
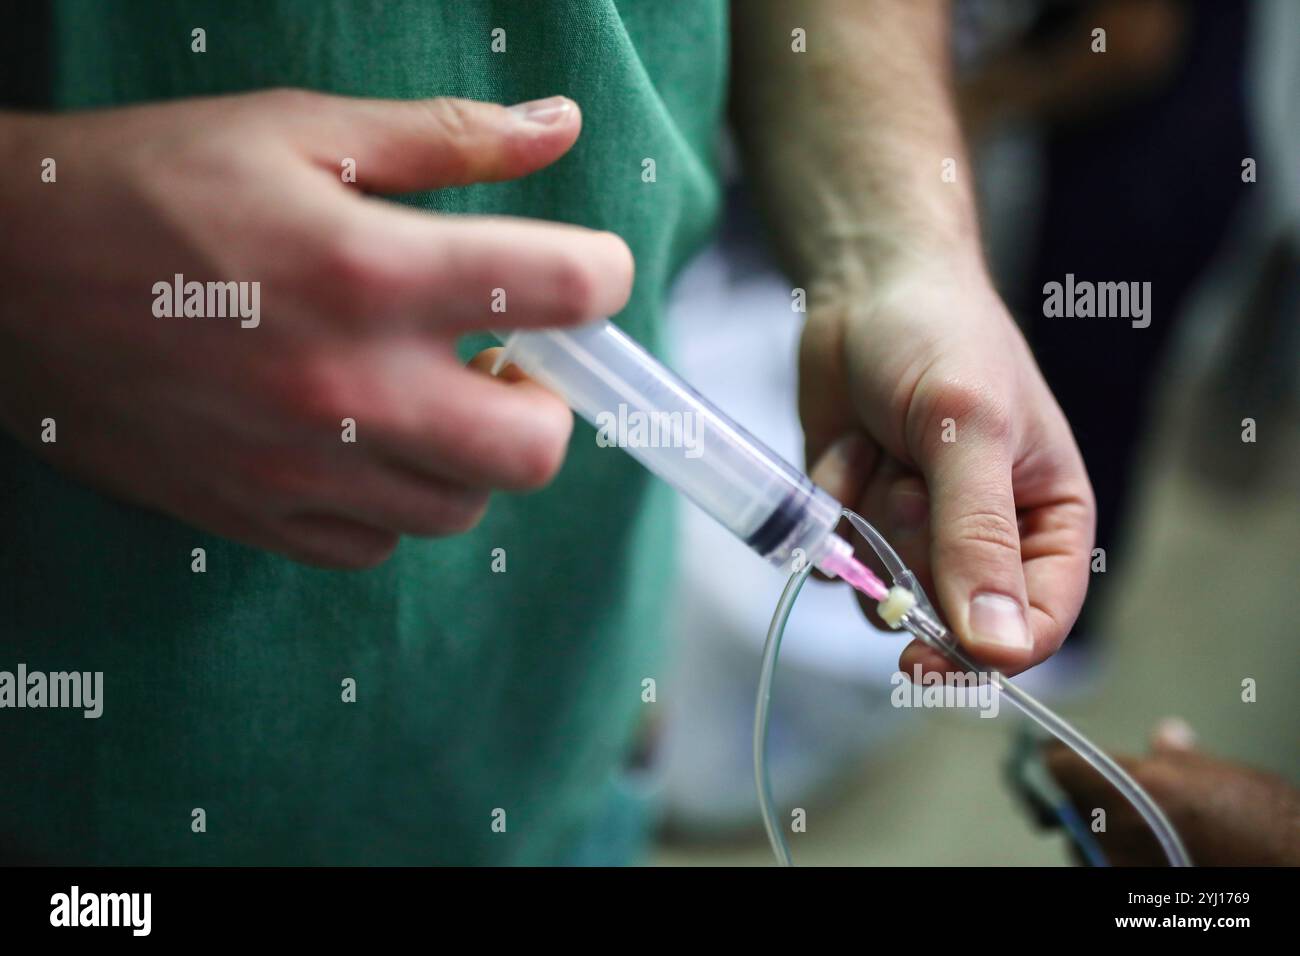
[493,320,1189,867]
[755,508,1193,868]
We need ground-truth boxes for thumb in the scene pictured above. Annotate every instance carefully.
[297,93,581,193]
[914,398,1034,668]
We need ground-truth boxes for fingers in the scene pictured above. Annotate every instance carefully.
[413,215,635,330]
[366,350,575,492]
[216,345,573,564]
[862,465,931,584]
[807,432,877,510]
[318,458,492,539]
[812,378,1091,680]
[808,432,878,583]
[897,641,953,678]
[802,283,1092,679]
[895,470,1092,678]
[267,91,633,336]
[294,92,583,193]
[833,455,927,624]
[907,380,1036,670]
[842,461,950,674]
[1015,484,1094,666]
[316,201,635,333]
[299,351,569,548]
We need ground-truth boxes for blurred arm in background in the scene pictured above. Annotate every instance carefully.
[1047,719,1300,866]
[958,0,1188,139]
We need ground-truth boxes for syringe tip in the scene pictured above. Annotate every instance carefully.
[823,550,890,602]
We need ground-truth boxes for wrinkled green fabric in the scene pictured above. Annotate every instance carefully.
[0,0,725,864]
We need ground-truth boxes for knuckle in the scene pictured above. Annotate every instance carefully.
[422,96,477,139]
[909,371,1008,450]
[417,97,480,180]
[975,400,1014,445]
[287,360,360,429]
[315,233,405,319]
[1053,494,1098,550]
[950,508,1021,557]
[919,378,1012,444]
[236,452,324,506]
[358,396,412,440]
[922,377,980,425]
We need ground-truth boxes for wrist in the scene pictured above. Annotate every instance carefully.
[806,233,989,311]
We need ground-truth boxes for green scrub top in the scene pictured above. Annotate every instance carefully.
[0,0,726,864]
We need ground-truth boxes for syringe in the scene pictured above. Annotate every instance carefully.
[493,320,888,599]
[496,321,1192,868]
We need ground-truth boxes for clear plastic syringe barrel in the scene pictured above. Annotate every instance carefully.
[495,321,846,571]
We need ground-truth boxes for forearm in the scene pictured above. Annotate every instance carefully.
[730,0,980,292]
[737,8,1093,677]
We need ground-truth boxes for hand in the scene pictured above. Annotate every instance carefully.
[0,91,632,567]
[1046,718,1300,866]
[802,254,1094,676]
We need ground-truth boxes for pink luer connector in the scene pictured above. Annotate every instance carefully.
[818,546,890,601]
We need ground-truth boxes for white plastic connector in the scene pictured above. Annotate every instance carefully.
[877,585,916,629]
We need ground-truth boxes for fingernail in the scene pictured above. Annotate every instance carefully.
[887,483,928,535]
[967,593,1031,651]
[507,95,573,125]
